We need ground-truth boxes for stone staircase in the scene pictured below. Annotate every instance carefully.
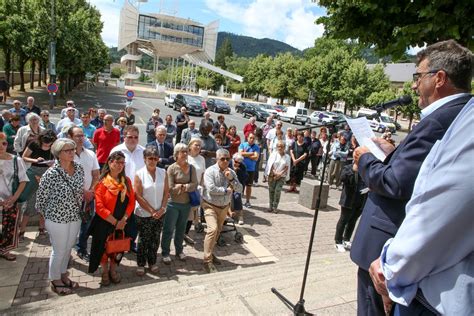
[7,252,357,315]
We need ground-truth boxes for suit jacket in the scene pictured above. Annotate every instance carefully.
[146,140,174,169]
[350,94,471,271]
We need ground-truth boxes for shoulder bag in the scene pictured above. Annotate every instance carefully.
[12,156,35,203]
[188,165,201,207]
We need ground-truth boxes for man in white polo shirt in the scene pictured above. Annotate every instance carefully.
[68,126,100,262]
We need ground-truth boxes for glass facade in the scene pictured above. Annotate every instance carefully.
[138,14,204,48]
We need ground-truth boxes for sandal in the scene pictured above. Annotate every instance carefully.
[63,278,79,289]
[149,264,159,274]
[18,231,25,242]
[136,267,145,276]
[0,252,16,261]
[109,271,121,284]
[51,282,73,296]
[101,272,111,286]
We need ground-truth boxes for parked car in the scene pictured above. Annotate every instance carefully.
[307,111,339,124]
[206,98,231,114]
[235,102,253,114]
[242,104,270,121]
[278,107,309,125]
[195,96,208,110]
[274,105,285,112]
[173,94,204,116]
[259,103,278,116]
[165,93,176,108]
[356,108,396,133]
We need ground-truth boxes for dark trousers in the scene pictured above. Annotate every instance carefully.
[335,205,363,244]
[176,129,183,144]
[136,215,163,267]
[128,213,138,250]
[76,201,94,253]
[393,295,439,316]
[310,155,321,175]
[357,267,384,316]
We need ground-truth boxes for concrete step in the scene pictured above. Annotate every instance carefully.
[7,252,357,315]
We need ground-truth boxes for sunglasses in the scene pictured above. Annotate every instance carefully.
[146,157,159,161]
[126,136,138,139]
[41,114,49,117]
[219,157,230,161]
[62,148,75,154]
[112,160,125,165]
[233,160,240,164]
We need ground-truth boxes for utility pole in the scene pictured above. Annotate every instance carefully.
[49,0,56,109]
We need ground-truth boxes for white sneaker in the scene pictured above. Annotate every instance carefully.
[177,253,186,261]
[238,219,244,225]
[343,241,352,250]
[162,256,172,264]
[335,244,346,253]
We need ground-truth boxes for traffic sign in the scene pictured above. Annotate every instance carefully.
[47,83,58,93]
[126,90,134,99]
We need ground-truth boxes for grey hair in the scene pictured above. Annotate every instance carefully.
[188,137,202,148]
[40,110,50,115]
[26,112,40,123]
[417,40,473,91]
[155,125,167,133]
[51,138,76,158]
[98,109,107,114]
[27,96,34,102]
[216,148,230,159]
[232,152,244,162]
[173,142,189,159]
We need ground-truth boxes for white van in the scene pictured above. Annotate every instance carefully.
[279,107,309,125]
[356,108,396,133]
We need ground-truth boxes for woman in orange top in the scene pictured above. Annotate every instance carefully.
[88,151,135,286]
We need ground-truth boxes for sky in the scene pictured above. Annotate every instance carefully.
[89,0,327,50]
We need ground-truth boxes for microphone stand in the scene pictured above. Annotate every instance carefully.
[271,121,338,316]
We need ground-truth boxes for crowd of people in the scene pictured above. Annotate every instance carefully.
[1,39,471,314]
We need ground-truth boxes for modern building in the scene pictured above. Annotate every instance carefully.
[118,0,242,88]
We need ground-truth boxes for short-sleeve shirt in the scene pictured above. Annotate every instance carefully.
[74,148,99,189]
[80,124,96,139]
[0,156,28,199]
[175,114,188,131]
[239,142,260,172]
[27,142,54,167]
[93,127,120,164]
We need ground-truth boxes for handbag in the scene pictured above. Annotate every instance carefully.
[188,165,201,207]
[12,156,35,203]
[105,230,131,254]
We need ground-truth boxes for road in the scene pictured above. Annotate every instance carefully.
[2,83,408,146]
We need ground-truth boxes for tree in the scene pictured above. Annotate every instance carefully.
[244,54,271,99]
[366,88,397,107]
[397,81,420,132]
[263,53,298,104]
[215,37,233,69]
[337,59,369,114]
[317,0,473,58]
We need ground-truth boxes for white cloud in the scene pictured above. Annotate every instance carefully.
[205,0,324,50]
[89,0,122,47]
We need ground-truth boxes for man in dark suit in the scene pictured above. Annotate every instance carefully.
[146,125,174,169]
[351,40,473,315]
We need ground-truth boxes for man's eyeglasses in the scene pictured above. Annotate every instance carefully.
[412,70,440,82]
[219,157,230,161]
[126,136,138,139]
[41,114,49,117]
[233,160,240,164]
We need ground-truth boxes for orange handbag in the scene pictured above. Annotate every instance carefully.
[105,230,131,254]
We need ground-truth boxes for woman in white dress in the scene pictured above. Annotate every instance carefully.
[133,146,169,275]
[183,138,206,245]
[264,140,291,213]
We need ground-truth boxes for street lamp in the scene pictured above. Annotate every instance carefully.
[49,0,56,109]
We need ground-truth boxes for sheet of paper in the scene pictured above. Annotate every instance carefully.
[346,117,387,161]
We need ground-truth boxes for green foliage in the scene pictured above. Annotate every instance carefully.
[397,81,420,131]
[263,53,298,103]
[317,0,473,59]
[138,72,149,82]
[366,89,397,106]
[217,32,300,58]
[0,0,110,94]
[215,38,233,69]
[337,59,369,113]
[244,54,271,97]
[111,67,124,78]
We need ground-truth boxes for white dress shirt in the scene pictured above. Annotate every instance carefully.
[110,143,145,181]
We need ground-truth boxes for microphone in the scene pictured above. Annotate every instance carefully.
[373,95,412,112]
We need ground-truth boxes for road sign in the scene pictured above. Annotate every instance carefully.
[126,90,134,99]
[47,83,58,93]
